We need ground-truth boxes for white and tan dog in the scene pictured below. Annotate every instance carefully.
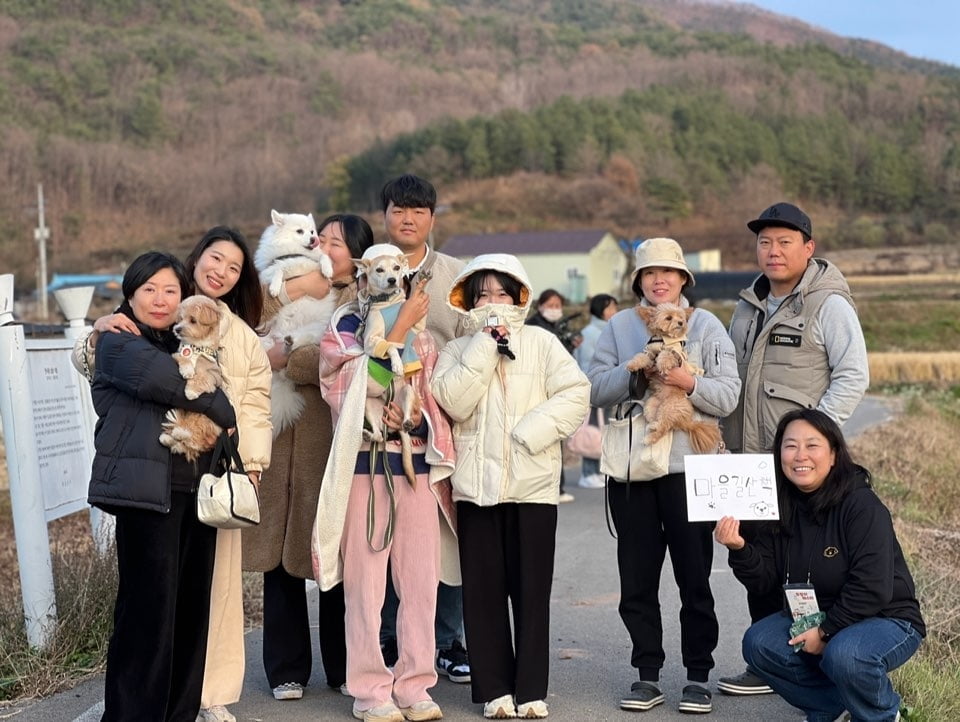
[255,209,336,435]
[159,295,225,462]
[354,244,429,487]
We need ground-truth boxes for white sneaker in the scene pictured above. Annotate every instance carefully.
[400,700,443,721]
[483,694,517,719]
[197,706,236,722]
[353,702,405,722]
[558,492,575,503]
[516,699,548,718]
[577,473,605,488]
[272,681,304,700]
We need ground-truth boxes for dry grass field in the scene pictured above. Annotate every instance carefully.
[851,391,960,721]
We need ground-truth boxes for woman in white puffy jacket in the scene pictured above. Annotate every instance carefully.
[431,254,590,720]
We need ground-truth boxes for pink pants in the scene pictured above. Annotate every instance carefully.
[342,463,440,710]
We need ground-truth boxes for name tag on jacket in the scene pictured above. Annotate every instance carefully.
[769,333,801,347]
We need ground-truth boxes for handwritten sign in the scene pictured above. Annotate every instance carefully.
[684,454,778,522]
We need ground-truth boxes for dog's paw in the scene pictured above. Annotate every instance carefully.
[655,351,682,375]
[401,418,416,432]
[319,255,334,279]
[184,388,200,400]
[171,427,193,441]
[268,274,284,297]
[159,432,174,448]
[625,352,653,373]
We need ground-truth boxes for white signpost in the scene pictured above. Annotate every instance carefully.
[0,275,97,648]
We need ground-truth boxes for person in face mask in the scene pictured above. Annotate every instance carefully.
[526,289,582,354]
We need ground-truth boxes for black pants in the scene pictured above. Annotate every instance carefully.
[607,474,718,683]
[263,565,347,689]
[102,492,217,722]
[458,501,556,705]
[738,520,783,622]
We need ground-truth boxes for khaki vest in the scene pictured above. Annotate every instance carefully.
[724,260,854,452]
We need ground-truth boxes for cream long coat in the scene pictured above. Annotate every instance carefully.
[201,301,272,708]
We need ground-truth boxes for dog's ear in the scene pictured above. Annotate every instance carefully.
[352,258,369,272]
[196,300,221,326]
[685,307,695,320]
[271,209,283,227]
[636,305,656,323]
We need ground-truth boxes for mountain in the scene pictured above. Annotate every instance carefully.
[0,0,957,288]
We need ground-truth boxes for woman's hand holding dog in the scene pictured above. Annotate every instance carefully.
[658,366,696,394]
[714,515,745,550]
[387,285,430,343]
[282,270,331,302]
[265,340,289,371]
[382,400,422,431]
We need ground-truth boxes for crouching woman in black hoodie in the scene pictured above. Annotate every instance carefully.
[88,252,237,722]
[716,408,923,722]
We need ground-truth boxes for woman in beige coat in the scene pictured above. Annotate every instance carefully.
[77,227,272,722]
[242,214,375,702]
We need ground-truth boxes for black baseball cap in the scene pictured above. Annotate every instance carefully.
[747,202,813,237]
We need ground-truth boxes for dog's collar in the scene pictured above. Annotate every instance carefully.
[273,253,312,261]
[366,291,399,304]
[178,343,219,362]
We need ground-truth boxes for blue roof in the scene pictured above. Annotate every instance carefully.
[48,274,123,293]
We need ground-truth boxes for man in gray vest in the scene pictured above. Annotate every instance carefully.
[718,202,869,696]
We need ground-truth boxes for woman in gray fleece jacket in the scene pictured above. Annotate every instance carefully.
[587,238,740,715]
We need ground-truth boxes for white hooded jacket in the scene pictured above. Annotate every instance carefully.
[431,254,590,506]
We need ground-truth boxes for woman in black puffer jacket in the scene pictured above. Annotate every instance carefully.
[89,251,236,722]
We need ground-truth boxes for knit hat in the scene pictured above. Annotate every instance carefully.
[631,237,695,287]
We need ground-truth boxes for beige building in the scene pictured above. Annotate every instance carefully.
[440,229,628,303]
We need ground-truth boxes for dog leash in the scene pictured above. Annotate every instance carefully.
[366,382,399,552]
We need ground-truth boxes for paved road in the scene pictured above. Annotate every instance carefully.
[10,396,895,722]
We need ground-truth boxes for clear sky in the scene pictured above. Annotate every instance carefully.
[737,1,960,68]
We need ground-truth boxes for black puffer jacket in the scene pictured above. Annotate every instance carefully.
[88,329,236,513]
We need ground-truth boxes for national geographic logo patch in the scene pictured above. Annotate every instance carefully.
[769,333,801,347]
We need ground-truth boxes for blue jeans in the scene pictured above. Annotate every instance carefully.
[743,612,921,722]
[581,456,600,477]
[381,577,464,649]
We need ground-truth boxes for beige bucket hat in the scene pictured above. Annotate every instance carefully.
[630,237,695,288]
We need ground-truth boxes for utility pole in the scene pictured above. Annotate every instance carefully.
[34,183,49,320]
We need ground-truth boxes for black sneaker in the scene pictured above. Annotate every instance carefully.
[436,640,471,683]
[620,681,665,712]
[381,637,398,668]
[678,684,712,714]
[717,668,773,695]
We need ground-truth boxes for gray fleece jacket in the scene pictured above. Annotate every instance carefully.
[587,298,740,474]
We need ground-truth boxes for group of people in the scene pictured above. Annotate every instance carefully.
[587,202,922,722]
[76,173,923,722]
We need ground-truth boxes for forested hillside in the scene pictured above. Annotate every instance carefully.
[0,0,958,288]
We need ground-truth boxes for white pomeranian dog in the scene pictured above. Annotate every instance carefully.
[255,209,335,435]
